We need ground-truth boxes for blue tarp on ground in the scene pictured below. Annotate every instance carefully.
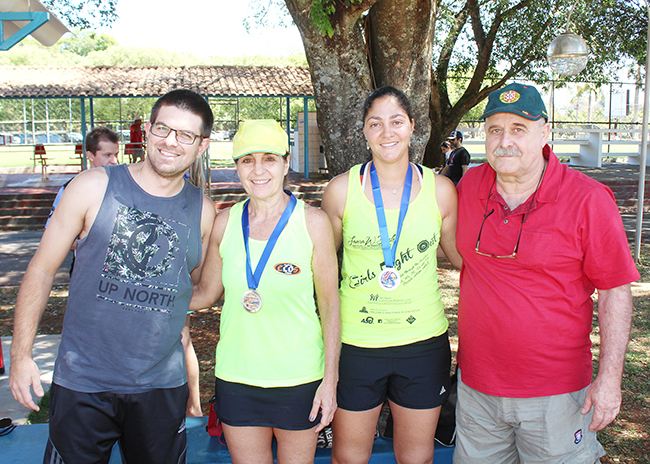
[1,417,454,463]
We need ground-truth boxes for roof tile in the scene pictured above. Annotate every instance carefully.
[0,66,314,98]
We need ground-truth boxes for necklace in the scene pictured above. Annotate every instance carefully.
[137,162,144,185]
[376,171,405,197]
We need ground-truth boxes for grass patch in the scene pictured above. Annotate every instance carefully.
[597,246,650,463]
[26,390,50,424]
[0,142,235,169]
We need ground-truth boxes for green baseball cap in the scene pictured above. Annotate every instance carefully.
[232,120,289,160]
[480,83,548,121]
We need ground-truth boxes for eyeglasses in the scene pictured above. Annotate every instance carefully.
[475,165,546,259]
[475,208,526,258]
[150,123,203,145]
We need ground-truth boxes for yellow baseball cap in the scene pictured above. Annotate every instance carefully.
[232,120,289,160]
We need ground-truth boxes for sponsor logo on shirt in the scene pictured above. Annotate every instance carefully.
[274,262,301,275]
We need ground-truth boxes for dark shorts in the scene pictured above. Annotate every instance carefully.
[337,333,451,411]
[214,378,322,430]
[44,382,188,464]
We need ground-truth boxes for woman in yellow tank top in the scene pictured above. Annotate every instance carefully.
[321,86,462,464]
[191,120,341,464]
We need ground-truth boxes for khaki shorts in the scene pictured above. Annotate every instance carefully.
[453,371,605,464]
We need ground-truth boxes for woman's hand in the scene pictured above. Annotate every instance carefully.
[310,379,338,433]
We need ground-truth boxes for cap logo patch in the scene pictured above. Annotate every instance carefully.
[500,90,520,104]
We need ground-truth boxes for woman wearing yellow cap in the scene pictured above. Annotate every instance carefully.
[321,86,462,464]
[191,120,340,463]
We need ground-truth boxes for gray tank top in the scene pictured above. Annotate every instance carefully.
[53,164,203,393]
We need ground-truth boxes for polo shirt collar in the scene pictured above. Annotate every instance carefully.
[478,144,561,205]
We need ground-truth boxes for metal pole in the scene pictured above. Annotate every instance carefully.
[89,97,94,129]
[633,0,650,262]
[80,97,87,170]
[286,97,291,143]
[303,97,309,179]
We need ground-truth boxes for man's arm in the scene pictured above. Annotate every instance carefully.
[10,170,103,410]
[184,196,218,415]
[181,314,202,417]
[190,208,227,311]
[582,284,633,431]
[460,149,470,177]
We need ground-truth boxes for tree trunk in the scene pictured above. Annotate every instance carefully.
[368,0,436,164]
[285,0,436,175]
[285,0,377,177]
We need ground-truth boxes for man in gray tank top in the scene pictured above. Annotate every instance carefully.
[9,89,216,464]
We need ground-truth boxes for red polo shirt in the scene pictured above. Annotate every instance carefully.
[456,145,639,398]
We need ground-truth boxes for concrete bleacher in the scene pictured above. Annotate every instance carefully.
[1,417,455,463]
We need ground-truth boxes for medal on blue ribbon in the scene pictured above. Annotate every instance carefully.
[241,191,297,312]
[369,162,412,292]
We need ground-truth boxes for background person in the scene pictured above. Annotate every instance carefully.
[10,89,216,464]
[439,130,470,185]
[45,126,120,275]
[321,86,462,464]
[435,142,452,173]
[46,126,120,226]
[190,119,340,464]
[129,117,145,163]
[454,83,639,463]
[441,141,451,164]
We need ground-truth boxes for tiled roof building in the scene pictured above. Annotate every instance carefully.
[0,66,314,98]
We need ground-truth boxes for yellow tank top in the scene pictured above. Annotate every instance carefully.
[340,164,447,347]
[216,199,324,387]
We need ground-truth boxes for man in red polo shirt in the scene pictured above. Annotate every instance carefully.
[454,83,639,463]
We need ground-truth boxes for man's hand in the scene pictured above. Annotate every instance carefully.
[9,357,44,411]
[186,401,203,418]
[581,375,622,431]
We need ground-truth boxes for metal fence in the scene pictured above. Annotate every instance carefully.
[448,77,645,136]
[0,96,317,146]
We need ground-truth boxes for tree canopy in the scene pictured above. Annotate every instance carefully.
[278,0,647,172]
[41,0,118,30]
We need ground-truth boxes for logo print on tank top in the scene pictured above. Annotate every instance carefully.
[98,205,190,313]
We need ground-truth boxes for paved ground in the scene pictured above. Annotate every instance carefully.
[0,231,73,287]
[1,335,61,425]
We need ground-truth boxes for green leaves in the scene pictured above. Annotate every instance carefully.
[309,0,363,37]
[41,0,118,30]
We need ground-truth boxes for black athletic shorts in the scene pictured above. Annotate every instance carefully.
[337,332,451,411]
[214,378,322,430]
[44,382,188,464]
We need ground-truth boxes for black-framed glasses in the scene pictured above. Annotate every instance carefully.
[150,123,203,145]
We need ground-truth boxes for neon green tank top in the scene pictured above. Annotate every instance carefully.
[340,164,447,347]
[216,199,324,387]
